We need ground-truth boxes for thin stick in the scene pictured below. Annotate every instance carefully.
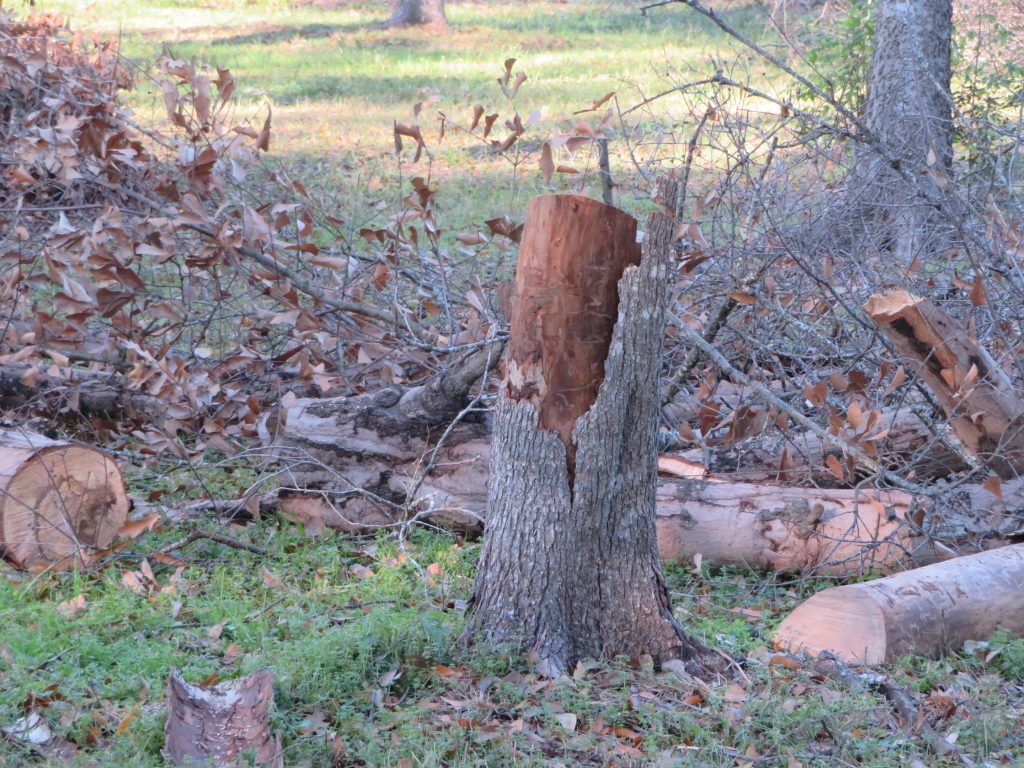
[161,530,266,557]
[597,138,614,205]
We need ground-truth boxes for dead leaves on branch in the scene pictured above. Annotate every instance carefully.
[1,15,510,459]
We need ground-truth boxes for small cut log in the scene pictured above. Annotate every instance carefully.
[774,542,1024,664]
[0,427,128,570]
[164,668,282,767]
[865,290,1024,477]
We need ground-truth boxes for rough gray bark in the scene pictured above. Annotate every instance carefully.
[863,0,953,170]
[384,0,447,27]
[464,193,712,675]
[848,0,955,263]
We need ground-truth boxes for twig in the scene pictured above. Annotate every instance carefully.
[814,652,969,764]
[112,186,433,342]
[597,138,614,206]
[161,530,266,557]
[663,137,780,406]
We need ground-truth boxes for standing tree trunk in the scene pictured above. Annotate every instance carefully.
[851,0,954,263]
[464,191,713,676]
[384,0,447,28]
[863,0,953,171]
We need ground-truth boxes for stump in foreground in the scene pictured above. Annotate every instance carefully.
[0,427,128,570]
[774,543,1024,664]
[465,192,713,675]
[164,669,282,767]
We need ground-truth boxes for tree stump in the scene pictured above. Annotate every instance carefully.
[164,669,282,767]
[0,427,128,570]
[465,192,712,675]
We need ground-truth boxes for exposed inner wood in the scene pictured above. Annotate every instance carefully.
[865,290,1024,477]
[505,194,641,472]
[0,427,128,570]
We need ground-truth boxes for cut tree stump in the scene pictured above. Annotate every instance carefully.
[164,668,282,767]
[0,427,128,570]
[465,192,712,673]
[774,543,1024,664]
[865,290,1024,477]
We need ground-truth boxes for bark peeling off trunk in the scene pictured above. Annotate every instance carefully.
[467,192,710,675]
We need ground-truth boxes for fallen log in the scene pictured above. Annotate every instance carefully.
[0,361,330,424]
[0,427,129,570]
[277,374,1022,576]
[774,543,1024,664]
[0,364,166,421]
[164,669,282,767]
[279,477,948,576]
[276,393,1022,575]
[865,290,1024,477]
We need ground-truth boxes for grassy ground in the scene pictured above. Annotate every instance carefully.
[2,463,1023,766]
[4,1,1024,766]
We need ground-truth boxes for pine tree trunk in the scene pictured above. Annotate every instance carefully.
[385,0,447,28]
[851,0,954,263]
[464,192,712,676]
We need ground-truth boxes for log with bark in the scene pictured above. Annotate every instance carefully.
[865,290,1024,477]
[0,362,326,425]
[0,427,129,570]
[774,543,1024,664]
[0,364,166,421]
[276,381,1021,576]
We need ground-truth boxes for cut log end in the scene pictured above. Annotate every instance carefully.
[774,587,888,664]
[0,431,128,570]
[774,543,1024,665]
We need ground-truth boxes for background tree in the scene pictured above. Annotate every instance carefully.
[851,0,955,264]
[385,0,447,27]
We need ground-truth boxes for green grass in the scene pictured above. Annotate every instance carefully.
[4,2,1024,765]
[3,496,1022,766]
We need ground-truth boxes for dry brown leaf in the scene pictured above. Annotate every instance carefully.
[825,454,845,481]
[982,475,1003,500]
